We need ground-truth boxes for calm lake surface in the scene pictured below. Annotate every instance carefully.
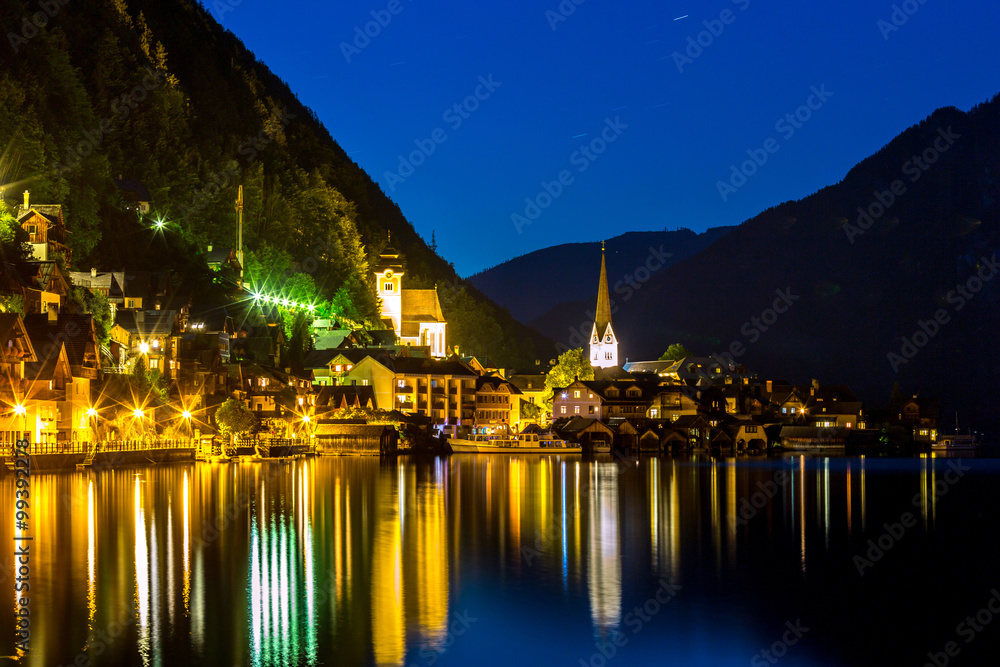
[2,452,1000,666]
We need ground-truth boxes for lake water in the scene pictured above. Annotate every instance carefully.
[2,452,999,666]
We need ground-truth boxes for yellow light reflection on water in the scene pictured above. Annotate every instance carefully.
[134,476,150,667]
[372,471,405,666]
[183,471,190,616]
[510,458,522,552]
[87,479,96,644]
[416,460,449,650]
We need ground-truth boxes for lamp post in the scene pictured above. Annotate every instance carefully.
[86,407,98,446]
[181,409,193,443]
[13,404,27,445]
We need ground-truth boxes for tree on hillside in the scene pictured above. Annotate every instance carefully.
[215,398,257,441]
[544,348,595,412]
[67,287,113,348]
[659,344,693,361]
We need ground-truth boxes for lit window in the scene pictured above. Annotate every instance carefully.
[561,406,566,415]
[574,390,580,398]
[574,406,580,414]
[362,379,369,386]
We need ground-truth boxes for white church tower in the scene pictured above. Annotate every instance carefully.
[375,239,404,336]
[590,242,619,368]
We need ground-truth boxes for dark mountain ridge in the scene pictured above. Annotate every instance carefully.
[612,98,1000,434]
[468,227,733,326]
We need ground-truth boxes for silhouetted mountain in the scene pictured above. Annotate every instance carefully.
[468,228,733,325]
[611,98,1000,435]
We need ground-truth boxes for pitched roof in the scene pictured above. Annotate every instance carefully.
[374,246,405,273]
[302,349,344,369]
[556,417,614,436]
[115,310,176,337]
[507,373,547,391]
[476,376,523,394]
[369,329,397,346]
[0,314,36,363]
[805,401,864,416]
[19,261,68,293]
[401,288,445,323]
[313,329,353,350]
[22,313,97,369]
[388,356,477,377]
[314,386,377,410]
[16,204,64,225]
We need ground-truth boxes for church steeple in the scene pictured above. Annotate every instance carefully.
[590,241,619,368]
[595,241,612,334]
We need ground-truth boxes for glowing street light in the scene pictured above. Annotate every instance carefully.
[182,410,192,420]
[86,408,98,419]
[133,409,144,419]
[13,404,25,417]
[139,342,149,354]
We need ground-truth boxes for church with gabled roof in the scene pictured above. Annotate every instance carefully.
[374,239,448,357]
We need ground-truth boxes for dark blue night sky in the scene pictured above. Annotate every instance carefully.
[218,0,1000,276]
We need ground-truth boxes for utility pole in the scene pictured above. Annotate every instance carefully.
[236,184,244,284]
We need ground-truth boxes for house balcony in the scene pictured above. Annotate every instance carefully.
[431,387,445,395]
[395,385,414,394]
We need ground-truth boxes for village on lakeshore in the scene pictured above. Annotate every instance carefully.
[1,187,948,466]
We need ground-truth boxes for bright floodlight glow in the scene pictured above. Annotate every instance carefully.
[139,342,149,353]
[253,292,261,300]
[133,409,144,419]
[182,410,192,420]
[14,404,25,416]
[86,408,98,418]
[307,304,315,312]
[154,220,165,229]
[302,414,310,423]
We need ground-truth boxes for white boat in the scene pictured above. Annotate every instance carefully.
[931,432,979,451]
[448,433,581,454]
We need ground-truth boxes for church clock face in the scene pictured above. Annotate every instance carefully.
[384,269,394,279]
[605,335,612,343]
[592,335,599,344]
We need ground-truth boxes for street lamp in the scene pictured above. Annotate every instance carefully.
[13,404,27,441]
[139,342,149,354]
[133,408,144,419]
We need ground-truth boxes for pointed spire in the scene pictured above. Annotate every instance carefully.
[595,241,612,334]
